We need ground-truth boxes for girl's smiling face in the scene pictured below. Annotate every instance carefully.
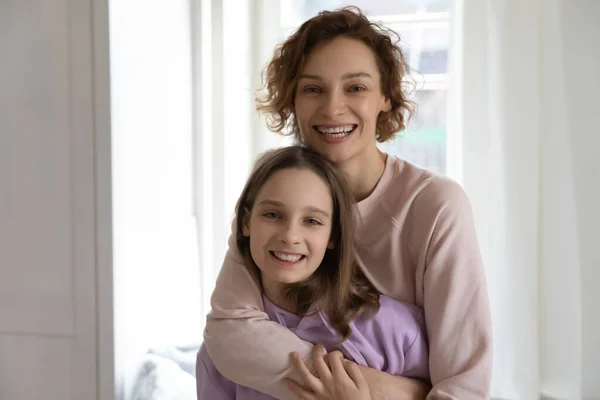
[243,167,334,299]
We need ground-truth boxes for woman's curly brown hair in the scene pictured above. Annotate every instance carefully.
[256,6,416,143]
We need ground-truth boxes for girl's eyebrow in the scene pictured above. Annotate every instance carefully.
[258,199,330,218]
[298,72,373,81]
[304,206,330,218]
[257,199,285,208]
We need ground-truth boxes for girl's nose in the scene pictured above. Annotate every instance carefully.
[278,221,301,244]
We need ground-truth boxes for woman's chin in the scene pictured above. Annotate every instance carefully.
[306,143,351,164]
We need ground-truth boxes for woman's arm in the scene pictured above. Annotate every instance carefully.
[204,222,429,400]
[414,179,493,399]
[358,367,430,400]
[203,220,316,400]
[287,347,429,400]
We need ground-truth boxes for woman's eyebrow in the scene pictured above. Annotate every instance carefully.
[298,74,322,80]
[342,72,373,80]
[298,72,373,81]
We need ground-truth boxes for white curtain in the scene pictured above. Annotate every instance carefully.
[185,1,600,399]
[109,1,202,398]
[457,0,600,399]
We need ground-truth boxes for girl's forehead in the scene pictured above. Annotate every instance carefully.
[261,168,326,193]
[254,168,333,210]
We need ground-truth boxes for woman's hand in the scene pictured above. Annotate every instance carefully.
[285,344,371,400]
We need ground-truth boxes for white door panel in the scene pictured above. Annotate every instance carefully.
[0,0,104,398]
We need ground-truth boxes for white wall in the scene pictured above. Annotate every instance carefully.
[0,0,109,399]
[562,1,600,398]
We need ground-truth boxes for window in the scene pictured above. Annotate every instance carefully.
[278,0,452,174]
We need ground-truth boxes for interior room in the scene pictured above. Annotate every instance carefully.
[1,0,599,399]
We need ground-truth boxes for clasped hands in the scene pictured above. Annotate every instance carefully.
[285,343,371,400]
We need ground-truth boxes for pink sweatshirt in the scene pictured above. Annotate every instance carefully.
[204,155,493,399]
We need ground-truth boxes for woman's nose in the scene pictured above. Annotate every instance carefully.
[320,90,347,118]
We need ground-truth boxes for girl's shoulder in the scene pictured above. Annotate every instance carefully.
[355,295,425,336]
[379,294,424,323]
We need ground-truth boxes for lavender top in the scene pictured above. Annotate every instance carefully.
[196,295,429,399]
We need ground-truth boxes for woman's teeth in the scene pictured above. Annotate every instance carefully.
[272,252,303,262]
[315,125,355,138]
[323,131,350,138]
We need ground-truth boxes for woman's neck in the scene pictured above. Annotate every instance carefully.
[336,147,387,202]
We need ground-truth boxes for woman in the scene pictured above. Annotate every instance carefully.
[204,7,492,400]
[197,146,429,400]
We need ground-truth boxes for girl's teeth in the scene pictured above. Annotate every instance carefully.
[273,252,303,262]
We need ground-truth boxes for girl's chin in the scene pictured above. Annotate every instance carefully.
[274,273,314,286]
[272,275,303,285]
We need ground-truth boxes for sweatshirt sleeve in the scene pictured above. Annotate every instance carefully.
[413,179,493,399]
[402,310,430,380]
[203,218,316,400]
[196,345,237,399]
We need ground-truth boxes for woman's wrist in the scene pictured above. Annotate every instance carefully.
[358,365,430,400]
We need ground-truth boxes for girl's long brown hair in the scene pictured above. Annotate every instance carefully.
[236,146,379,339]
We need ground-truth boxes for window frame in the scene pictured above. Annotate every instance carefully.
[274,3,454,175]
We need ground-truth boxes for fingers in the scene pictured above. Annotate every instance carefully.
[290,351,323,394]
[313,344,332,383]
[344,361,368,390]
[285,378,317,400]
[325,349,345,365]
[328,352,353,386]
[289,346,363,400]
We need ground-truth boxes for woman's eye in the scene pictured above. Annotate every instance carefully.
[305,218,322,226]
[263,212,279,219]
[350,85,366,92]
[304,86,321,93]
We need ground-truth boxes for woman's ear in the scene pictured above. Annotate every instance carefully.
[382,97,392,112]
[242,208,251,237]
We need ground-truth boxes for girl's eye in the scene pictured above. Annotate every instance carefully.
[350,85,366,92]
[305,218,322,226]
[263,211,279,219]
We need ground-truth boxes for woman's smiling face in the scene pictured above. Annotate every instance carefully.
[294,36,391,165]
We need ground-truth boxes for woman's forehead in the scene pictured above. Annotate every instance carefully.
[302,37,380,77]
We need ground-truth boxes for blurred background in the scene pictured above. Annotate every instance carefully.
[1,1,599,399]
